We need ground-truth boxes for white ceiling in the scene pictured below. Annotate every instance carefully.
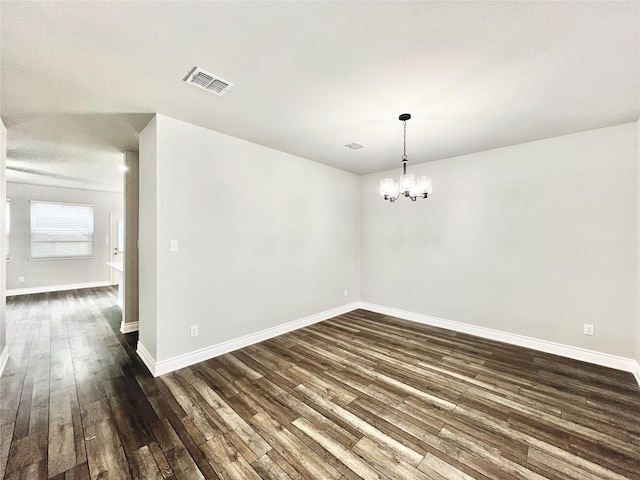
[1,1,639,192]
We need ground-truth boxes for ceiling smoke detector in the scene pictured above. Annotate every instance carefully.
[344,142,366,151]
[184,67,234,96]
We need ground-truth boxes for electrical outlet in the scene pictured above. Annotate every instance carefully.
[344,289,348,297]
[18,276,25,283]
[190,325,198,337]
[583,324,594,336]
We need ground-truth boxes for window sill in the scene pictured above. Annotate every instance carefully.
[29,256,95,262]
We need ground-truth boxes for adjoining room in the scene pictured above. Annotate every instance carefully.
[0,2,639,479]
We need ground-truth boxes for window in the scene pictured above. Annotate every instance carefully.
[5,200,10,260]
[31,201,94,259]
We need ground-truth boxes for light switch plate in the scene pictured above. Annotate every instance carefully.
[170,240,179,252]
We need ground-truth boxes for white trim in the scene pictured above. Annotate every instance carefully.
[632,361,640,388]
[120,321,139,334]
[6,280,112,296]
[0,345,8,377]
[136,341,156,376]
[141,302,360,377]
[359,302,640,388]
[28,256,96,262]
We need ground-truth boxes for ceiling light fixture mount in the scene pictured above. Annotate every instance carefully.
[380,113,431,202]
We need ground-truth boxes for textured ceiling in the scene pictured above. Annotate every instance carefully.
[1,1,639,192]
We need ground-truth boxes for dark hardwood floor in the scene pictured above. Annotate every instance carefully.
[1,287,639,479]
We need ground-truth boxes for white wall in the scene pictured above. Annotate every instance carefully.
[123,151,139,329]
[6,183,123,291]
[361,122,639,359]
[139,114,361,363]
[139,117,158,358]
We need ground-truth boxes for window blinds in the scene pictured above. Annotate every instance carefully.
[30,201,94,259]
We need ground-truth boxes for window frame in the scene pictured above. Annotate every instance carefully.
[30,200,95,261]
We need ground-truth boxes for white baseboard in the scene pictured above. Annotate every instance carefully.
[132,299,640,389]
[632,361,640,388]
[0,345,8,377]
[7,280,113,296]
[120,321,139,334]
[136,342,156,375]
[138,302,360,377]
[359,302,640,388]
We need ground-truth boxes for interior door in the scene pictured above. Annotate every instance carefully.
[110,213,124,284]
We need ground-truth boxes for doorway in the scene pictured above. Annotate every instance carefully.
[109,213,124,288]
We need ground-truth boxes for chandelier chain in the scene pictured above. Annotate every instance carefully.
[402,120,407,161]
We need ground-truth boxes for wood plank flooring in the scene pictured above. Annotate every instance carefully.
[1,287,639,479]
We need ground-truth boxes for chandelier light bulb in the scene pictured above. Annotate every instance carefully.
[399,173,415,194]
[380,178,398,198]
[417,176,432,195]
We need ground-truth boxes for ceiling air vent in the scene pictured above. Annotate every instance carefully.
[344,142,366,151]
[185,67,234,96]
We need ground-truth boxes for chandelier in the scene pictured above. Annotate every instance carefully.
[380,113,432,202]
